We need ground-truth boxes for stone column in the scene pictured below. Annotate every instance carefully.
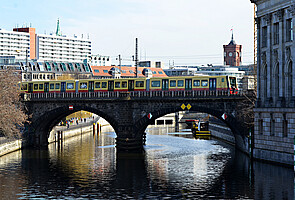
[265,14,273,106]
[290,5,295,106]
[256,17,262,106]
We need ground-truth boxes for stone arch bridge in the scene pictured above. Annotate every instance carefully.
[23,90,254,153]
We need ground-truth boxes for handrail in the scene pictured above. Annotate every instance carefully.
[23,89,247,101]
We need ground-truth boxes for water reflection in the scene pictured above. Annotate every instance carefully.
[0,126,293,199]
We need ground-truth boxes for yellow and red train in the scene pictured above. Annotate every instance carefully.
[20,75,238,94]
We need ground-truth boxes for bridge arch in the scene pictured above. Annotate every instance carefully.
[134,104,248,152]
[27,105,117,146]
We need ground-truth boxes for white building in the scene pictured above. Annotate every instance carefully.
[36,34,91,63]
[0,28,30,61]
[90,54,111,66]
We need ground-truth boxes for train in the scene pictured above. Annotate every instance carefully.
[20,75,238,94]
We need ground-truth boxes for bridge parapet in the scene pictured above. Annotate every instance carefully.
[23,90,247,101]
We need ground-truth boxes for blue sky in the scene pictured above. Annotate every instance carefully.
[0,0,254,66]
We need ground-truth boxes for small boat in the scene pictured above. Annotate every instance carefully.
[191,121,211,139]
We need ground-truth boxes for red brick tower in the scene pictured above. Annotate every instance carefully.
[223,32,242,66]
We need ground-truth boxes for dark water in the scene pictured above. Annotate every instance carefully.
[0,126,293,199]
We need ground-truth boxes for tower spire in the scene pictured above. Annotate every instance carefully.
[56,18,61,36]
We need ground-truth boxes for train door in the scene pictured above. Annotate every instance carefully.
[44,82,49,93]
[209,78,216,91]
[185,79,192,90]
[108,80,114,91]
[89,81,94,92]
[128,80,134,91]
[162,79,169,90]
[61,82,66,92]
[28,83,33,93]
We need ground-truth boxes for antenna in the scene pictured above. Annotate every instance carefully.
[135,38,138,77]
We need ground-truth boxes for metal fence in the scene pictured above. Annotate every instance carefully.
[23,90,246,101]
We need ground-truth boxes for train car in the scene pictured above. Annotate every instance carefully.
[20,75,238,94]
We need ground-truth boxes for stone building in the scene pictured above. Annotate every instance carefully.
[251,0,295,165]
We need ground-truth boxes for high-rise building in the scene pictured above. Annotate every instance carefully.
[223,33,242,66]
[0,28,30,61]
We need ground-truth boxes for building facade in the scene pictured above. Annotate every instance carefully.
[90,54,111,66]
[0,28,30,61]
[223,33,242,66]
[35,34,91,63]
[251,0,295,165]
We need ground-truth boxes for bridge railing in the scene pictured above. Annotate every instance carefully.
[23,89,247,101]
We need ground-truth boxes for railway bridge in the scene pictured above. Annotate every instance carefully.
[22,90,254,153]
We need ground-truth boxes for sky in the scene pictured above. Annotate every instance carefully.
[0,0,254,67]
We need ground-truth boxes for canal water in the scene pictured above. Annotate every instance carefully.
[0,126,293,199]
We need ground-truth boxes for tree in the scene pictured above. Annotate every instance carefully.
[0,69,27,138]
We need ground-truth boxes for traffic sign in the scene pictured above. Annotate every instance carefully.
[221,113,227,120]
[147,113,152,119]
[69,105,73,110]
[181,104,192,110]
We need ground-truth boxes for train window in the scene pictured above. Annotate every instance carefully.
[34,84,38,90]
[115,82,121,88]
[193,80,200,87]
[80,82,87,89]
[136,81,144,87]
[151,81,160,87]
[95,82,100,88]
[21,83,27,90]
[170,80,176,87]
[201,80,208,87]
[222,78,224,82]
[101,82,107,88]
[67,83,74,89]
[50,84,54,89]
[55,83,60,89]
[39,84,44,90]
[122,81,127,88]
[177,80,184,87]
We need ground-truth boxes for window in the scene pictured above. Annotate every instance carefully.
[101,82,107,88]
[201,80,208,87]
[129,70,134,73]
[136,81,144,87]
[95,82,100,88]
[55,83,60,89]
[283,114,288,137]
[170,80,176,87]
[115,82,121,88]
[158,71,163,74]
[222,78,224,82]
[39,84,44,90]
[177,80,184,87]
[193,80,200,87]
[94,69,99,73]
[50,84,54,89]
[80,82,87,89]
[286,19,293,42]
[103,70,108,73]
[122,81,127,88]
[67,83,74,89]
[258,119,263,135]
[262,26,267,47]
[152,71,156,74]
[151,81,161,87]
[122,70,126,73]
[273,23,279,45]
[21,84,27,90]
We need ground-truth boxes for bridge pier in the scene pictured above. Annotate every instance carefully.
[115,125,145,152]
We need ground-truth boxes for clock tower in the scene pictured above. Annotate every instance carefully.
[223,32,242,66]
